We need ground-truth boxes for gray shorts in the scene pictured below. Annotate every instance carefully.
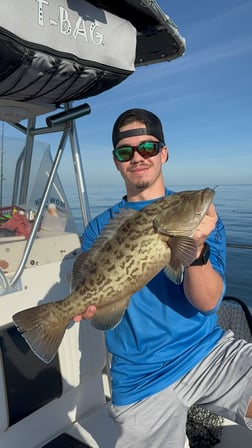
[109,331,252,448]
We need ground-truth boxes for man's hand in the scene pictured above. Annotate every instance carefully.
[184,203,223,311]
[193,203,217,256]
[73,305,97,322]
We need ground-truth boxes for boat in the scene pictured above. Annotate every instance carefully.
[0,1,251,447]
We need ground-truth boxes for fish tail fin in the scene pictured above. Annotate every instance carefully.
[12,301,69,364]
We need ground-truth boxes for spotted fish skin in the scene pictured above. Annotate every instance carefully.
[13,188,215,363]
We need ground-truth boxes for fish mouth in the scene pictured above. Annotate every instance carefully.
[197,188,215,214]
[202,187,215,203]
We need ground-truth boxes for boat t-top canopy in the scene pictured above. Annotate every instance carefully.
[0,0,185,122]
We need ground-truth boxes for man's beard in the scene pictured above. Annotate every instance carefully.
[134,180,150,190]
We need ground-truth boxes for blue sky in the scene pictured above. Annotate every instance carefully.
[3,0,252,188]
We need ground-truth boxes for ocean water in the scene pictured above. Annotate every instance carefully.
[67,184,252,308]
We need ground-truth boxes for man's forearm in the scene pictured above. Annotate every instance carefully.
[183,262,224,312]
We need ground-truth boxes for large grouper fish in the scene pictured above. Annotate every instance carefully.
[13,188,215,363]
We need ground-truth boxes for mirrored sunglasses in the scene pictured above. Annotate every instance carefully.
[113,141,164,162]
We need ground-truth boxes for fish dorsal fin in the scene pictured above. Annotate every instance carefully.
[71,251,87,290]
[91,296,131,330]
[168,236,197,268]
[88,208,136,251]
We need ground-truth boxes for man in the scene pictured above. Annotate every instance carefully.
[75,109,252,447]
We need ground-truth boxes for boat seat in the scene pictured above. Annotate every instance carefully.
[217,296,252,342]
[186,296,252,448]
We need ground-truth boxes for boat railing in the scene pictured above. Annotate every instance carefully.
[0,103,92,294]
[226,243,252,250]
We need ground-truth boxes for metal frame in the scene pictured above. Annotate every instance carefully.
[0,103,91,291]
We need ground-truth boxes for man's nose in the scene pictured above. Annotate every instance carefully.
[130,148,144,162]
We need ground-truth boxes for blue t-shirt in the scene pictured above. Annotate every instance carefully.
[82,189,226,405]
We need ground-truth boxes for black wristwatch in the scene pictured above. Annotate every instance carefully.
[190,242,210,266]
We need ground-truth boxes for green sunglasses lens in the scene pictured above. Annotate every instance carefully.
[114,146,133,161]
[113,141,162,162]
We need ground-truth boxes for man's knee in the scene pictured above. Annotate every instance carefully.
[246,398,252,419]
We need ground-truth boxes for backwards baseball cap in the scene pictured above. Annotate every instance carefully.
[112,108,165,148]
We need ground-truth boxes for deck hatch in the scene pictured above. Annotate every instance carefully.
[0,324,62,426]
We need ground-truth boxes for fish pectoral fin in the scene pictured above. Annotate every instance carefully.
[91,297,130,330]
[168,236,197,268]
[12,301,68,364]
[163,264,184,285]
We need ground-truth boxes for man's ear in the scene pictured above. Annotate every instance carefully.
[161,145,169,163]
